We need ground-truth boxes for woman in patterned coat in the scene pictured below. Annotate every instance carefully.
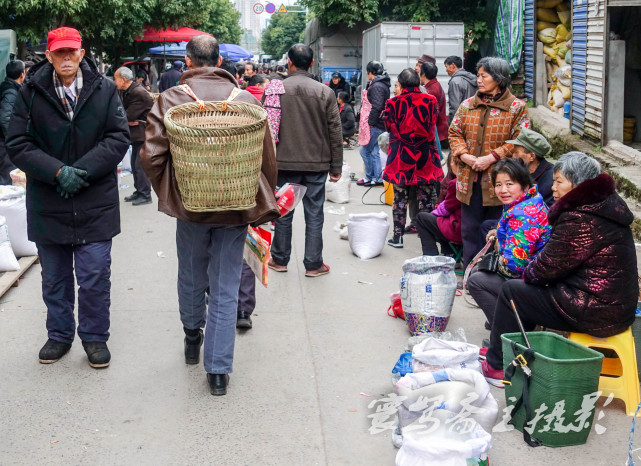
[448,57,530,266]
[383,68,444,248]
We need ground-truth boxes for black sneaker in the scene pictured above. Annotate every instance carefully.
[387,236,404,248]
[132,196,152,206]
[236,311,253,329]
[82,341,111,368]
[39,338,71,364]
[184,329,204,365]
[124,191,140,202]
[207,373,230,396]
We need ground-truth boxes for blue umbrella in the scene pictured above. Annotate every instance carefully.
[148,42,253,62]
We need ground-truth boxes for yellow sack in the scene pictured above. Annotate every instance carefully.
[558,10,571,28]
[556,2,571,12]
[544,45,557,58]
[539,0,563,7]
[557,47,568,58]
[538,7,560,22]
[537,21,557,31]
[539,28,557,44]
[555,56,567,67]
[557,82,571,99]
[556,24,570,42]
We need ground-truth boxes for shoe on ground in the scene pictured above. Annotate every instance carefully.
[184,329,204,364]
[305,263,330,277]
[387,236,404,248]
[481,359,504,388]
[39,338,72,364]
[267,259,287,273]
[132,196,152,206]
[482,338,490,348]
[356,178,370,186]
[484,320,491,331]
[124,191,140,202]
[82,341,111,368]
[405,225,418,234]
[207,373,230,396]
[236,311,253,329]
[370,180,384,187]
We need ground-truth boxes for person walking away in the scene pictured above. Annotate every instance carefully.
[0,60,25,184]
[383,68,443,248]
[114,66,153,206]
[6,27,129,368]
[357,61,389,186]
[337,91,355,149]
[444,56,478,124]
[268,44,343,277]
[159,60,183,92]
[141,35,279,395]
[449,57,530,267]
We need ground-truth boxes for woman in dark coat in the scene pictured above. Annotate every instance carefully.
[383,68,443,248]
[481,151,639,387]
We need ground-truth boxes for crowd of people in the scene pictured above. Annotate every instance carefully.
[1,25,639,395]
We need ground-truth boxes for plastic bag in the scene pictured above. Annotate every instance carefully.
[400,256,457,335]
[9,169,26,188]
[0,215,20,272]
[0,186,37,257]
[392,352,413,384]
[347,211,389,260]
[275,183,307,216]
[411,337,482,374]
[406,327,468,352]
[243,226,271,287]
[325,162,351,204]
[554,64,572,87]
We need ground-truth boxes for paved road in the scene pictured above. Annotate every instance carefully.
[0,149,635,465]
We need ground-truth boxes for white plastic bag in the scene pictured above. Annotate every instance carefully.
[0,186,38,257]
[347,211,389,259]
[0,215,20,272]
[411,337,482,374]
[325,162,351,204]
[400,256,457,335]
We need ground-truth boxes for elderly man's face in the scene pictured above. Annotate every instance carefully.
[114,71,126,90]
[245,64,255,76]
[46,48,85,82]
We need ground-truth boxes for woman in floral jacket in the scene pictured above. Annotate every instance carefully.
[467,159,550,345]
[448,57,530,267]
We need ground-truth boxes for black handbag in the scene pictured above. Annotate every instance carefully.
[477,250,500,273]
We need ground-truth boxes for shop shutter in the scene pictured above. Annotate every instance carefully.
[571,0,588,136]
[524,0,536,101]
[584,0,606,141]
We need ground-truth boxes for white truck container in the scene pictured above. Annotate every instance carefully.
[361,22,465,98]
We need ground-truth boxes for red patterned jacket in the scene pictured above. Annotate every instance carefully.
[382,87,444,186]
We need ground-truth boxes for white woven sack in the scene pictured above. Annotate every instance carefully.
[347,211,389,260]
[325,162,351,204]
[0,215,20,272]
[0,186,37,257]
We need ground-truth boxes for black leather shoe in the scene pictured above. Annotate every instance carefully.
[207,373,230,396]
[482,338,491,348]
[184,329,203,365]
[124,191,140,202]
[82,341,111,368]
[484,320,491,331]
[132,196,152,206]
[39,338,71,364]
[236,311,253,329]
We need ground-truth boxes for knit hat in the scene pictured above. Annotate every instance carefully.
[506,127,551,159]
[417,54,436,64]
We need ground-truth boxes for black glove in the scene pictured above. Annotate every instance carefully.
[56,166,89,198]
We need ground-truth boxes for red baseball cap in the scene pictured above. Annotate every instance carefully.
[47,27,82,52]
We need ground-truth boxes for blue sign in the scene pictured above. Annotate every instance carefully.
[265,2,276,13]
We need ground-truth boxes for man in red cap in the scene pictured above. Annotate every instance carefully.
[6,27,129,369]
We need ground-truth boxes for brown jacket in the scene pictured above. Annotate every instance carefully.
[277,70,343,174]
[122,81,153,143]
[140,67,279,226]
[448,90,530,206]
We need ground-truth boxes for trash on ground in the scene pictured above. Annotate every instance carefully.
[326,206,346,215]
[157,251,166,258]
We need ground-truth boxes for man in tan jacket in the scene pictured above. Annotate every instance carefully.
[140,35,279,396]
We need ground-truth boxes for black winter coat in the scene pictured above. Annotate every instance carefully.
[6,58,130,245]
[340,103,355,137]
[0,77,20,183]
[329,77,350,98]
[159,69,182,92]
[523,173,638,337]
[366,74,391,130]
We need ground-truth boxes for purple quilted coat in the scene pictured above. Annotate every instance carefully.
[523,173,638,337]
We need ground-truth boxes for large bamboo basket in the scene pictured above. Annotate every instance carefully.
[164,101,267,212]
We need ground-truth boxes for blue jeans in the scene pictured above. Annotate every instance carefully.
[271,171,327,270]
[359,126,383,182]
[176,219,246,374]
[37,241,112,344]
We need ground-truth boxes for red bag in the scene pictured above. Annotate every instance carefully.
[387,292,404,319]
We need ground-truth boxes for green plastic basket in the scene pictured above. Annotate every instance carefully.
[501,331,604,447]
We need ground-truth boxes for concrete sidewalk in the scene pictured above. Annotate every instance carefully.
[0,149,636,465]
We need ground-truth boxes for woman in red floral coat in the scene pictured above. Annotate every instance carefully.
[383,68,444,248]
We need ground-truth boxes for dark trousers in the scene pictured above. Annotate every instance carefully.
[486,279,574,370]
[131,141,151,198]
[415,211,456,256]
[271,171,327,271]
[238,260,256,315]
[466,268,509,327]
[461,181,502,267]
[37,241,113,344]
[392,184,438,238]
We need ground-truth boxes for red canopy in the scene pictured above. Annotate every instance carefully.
[135,26,213,42]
